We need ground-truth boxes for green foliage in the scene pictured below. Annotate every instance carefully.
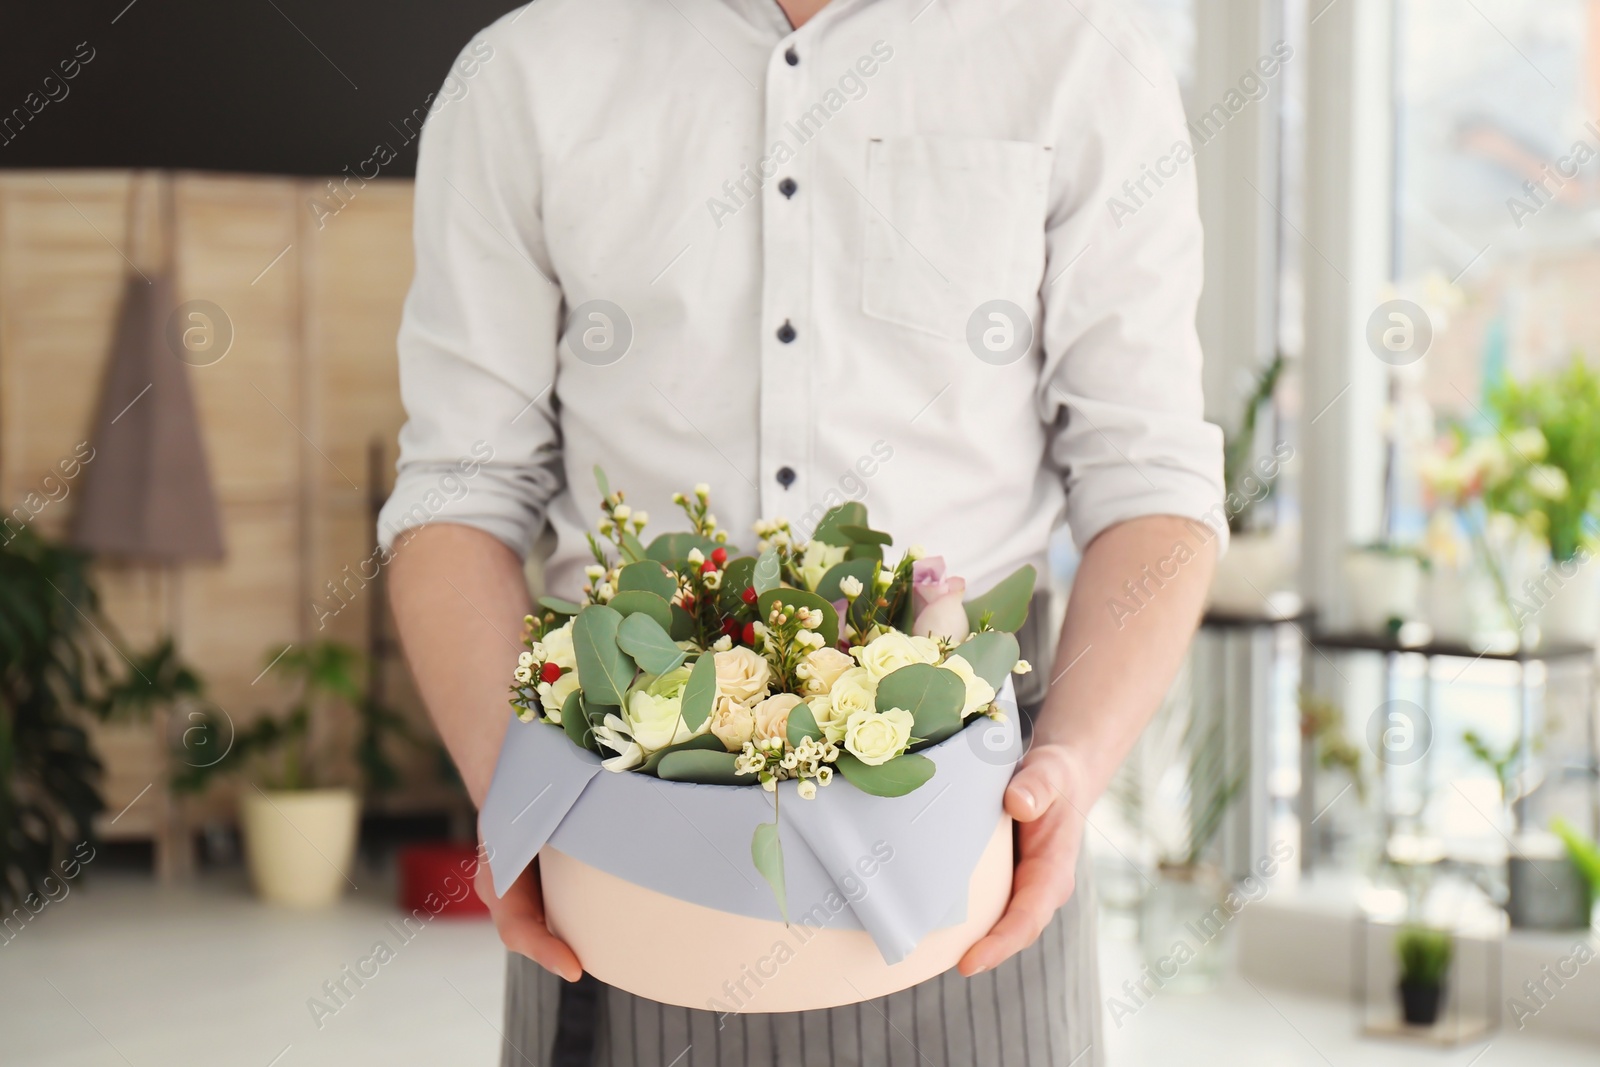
[951,631,1020,691]
[751,820,787,923]
[606,590,674,634]
[1461,729,1524,804]
[572,605,634,706]
[537,595,583,616]
[814,557,877,602]
[1550,816,1600,905]
[560,690,599,754]
[616,561,678,600]
[1299,692,1366,802]
[640,732,723,775]
[809,502,869,547]
[1394,926,1453,987]
[835,752,937,797]
[757,588,840,648]
[1222,352,1287,534]
[646,532,722,564]
[875,664,963,748]
[786,703,821,750]
[615,612,686,675]
[963,564,1037,634]
[837,524,892,546]
[655,748,744,784]
[1488,356,1600,561]
[679,653,718,734]
[1178,716,1245,868]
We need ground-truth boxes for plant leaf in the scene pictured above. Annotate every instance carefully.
[572,605,634,706]
[837,524,893,546]
[951,631,1020,690]
[757,587,840,648]
[606,590,674,632]
[656,748,745,784]
[717,556,758,613]
[835,752,937,797]
[669,604,696,641]
[647,532,723,564]
[641,732,725,775]
[786,702,821,750]
[810,502,868,546]
[538,595,583,616]
[815,557,877,602]
[679,652,718,733]
[876,663,964,745]
[593,465,610,499]
[963,564,1037,633]
[616,611,687,674]
[752,547,781,595]
[751,821,788,923]
[620,531,648,564]
[561,689,600,753]
[618,561,678,600]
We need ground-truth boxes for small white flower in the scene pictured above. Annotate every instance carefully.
[672,492,686,505]
[633,510,649,526]
[597,582,616,601]
[584,564,605,580]
[518,651,535,668]
[797,779,817,800]
[687,547,705,565]
[907,544,926,561]
[598,520,613,535]
[817,765,833,785]
[514,666,533,683]
[704,570,723,590]
[761,776,776,792]
[612,504,632,522]
[839,575,864,598]
[1013,659,1033,675]
[715,530,728,543]
[713,635,733,652]
[694,482,711,499]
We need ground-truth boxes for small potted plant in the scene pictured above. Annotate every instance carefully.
[1208,354,1295,615]
[1394,925,1452,1026]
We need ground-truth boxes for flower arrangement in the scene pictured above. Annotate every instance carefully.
[508,468,1035,914]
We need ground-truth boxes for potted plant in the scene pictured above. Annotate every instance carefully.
[1343,543,1423,635]
[176,642,401,908]
[1394,924,1452,1026]
[1208,354,1295,615]
[1487,358,1600,644]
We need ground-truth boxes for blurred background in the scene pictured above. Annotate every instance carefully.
[2,0,1598,1064]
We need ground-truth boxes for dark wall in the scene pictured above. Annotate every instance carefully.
[0,0,523,176]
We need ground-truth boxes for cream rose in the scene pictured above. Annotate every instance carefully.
[622,667,700,752]
[825,666,877,734]
[852,631,940,681]
[843,707,915,766]
[753,693,803,742]
[714,647,772,705]
[939,654,996,719]
[798,540,849,591]
[541,620,577,671]
[538,671,580,721]
[799,647,854,695]
[807,695,848,743]
[709,696,756,752]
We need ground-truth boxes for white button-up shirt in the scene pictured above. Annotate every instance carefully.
[379,0,1225,599]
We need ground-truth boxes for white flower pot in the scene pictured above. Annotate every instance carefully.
[1535,554,1600,646]
[1207,531,1292,615]
[1345,551,1420,633]
[239,788,360,908]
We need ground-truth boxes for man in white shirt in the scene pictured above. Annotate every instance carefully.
[383,0,1223,1063]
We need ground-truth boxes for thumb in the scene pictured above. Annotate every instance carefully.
[1004,758,1064,823]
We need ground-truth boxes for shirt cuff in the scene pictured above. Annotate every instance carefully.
[377,463,547,558]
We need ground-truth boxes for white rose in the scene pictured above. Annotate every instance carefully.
[798,540,850,591]
[823,667,877,741]
[808,695,849,744]
[753,693,804,743]
[541,621,577,671]
[714,647,772,705]
[709,697,757,752]
[801,647,854,695]
[623,667,700,752]
[940,654,996,719]
[852,631,938,681]
[538,671,580,720]
[843,707,914,766]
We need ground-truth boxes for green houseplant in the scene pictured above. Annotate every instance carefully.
[1394,925,1453,1026]
[1209,353,1295,615]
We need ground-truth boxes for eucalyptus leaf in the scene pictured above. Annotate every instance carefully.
[561,689,600,754]
[963,564,1037,633]
[618,560,678,600]
[752,547,781,595]
[669,604,696,641]
[876,663,963,744]
[838,524,893,546]
[572,605,634,706]
[620,531,648,564]
[538,595,583,616]
[606,590,674,632]
[647,532,723,565]
[950,630,1021,690]
[786,703,821,750]
[757,587,839,648]
[835,752,936,797]
[593,464,611,499]
[845,543,884,564]
[751,821,788,923]
[815,557,877,602]
[616,612,687,674]
[717,556,759,612]
[679,652,718,733]
[810,502,868,546]
[641,732,725,775]
[657,748,746,785]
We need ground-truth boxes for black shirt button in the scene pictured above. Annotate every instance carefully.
[776,466,797,488]
[776,321,796,344]
[778,178,798,198]
[785,47,799,66]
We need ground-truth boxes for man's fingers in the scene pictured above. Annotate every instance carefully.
[476,857,583,982]
[957,871,1065,977]
[1004,761,1058,822]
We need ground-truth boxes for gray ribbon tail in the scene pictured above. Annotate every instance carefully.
[479,713,603,898]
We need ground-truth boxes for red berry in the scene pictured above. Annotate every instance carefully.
[711,547,728,566]
[700,560,717,575]
[741,622,757,645]
[539,662,562,685]
[741,586,758,605]
[680,594,695,612]
[722,618,741,639]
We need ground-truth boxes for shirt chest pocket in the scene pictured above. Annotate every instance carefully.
[861,136,1052,341]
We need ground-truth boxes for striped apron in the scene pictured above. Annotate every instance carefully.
[498,849,1101,1067]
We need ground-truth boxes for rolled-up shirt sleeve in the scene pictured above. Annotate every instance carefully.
[377,31,563,557]
[1037,32,1227,556]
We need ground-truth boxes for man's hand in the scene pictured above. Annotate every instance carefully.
[476,856,582,982]
[957,743,1086,976]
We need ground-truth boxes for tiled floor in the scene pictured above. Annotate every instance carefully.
[2,871,1595,1066]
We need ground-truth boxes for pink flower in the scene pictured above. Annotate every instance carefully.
[911,557,968,640]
